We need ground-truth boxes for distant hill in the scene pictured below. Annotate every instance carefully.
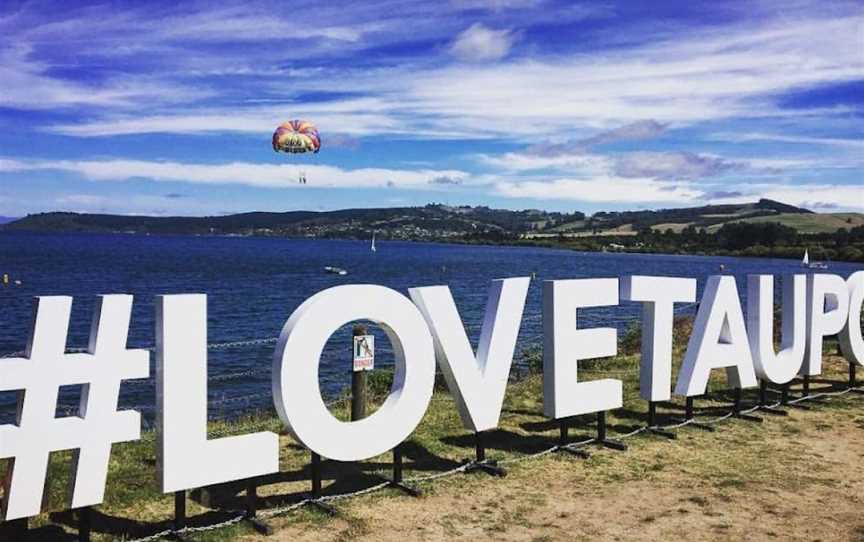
[0,216,19,225]
[4,199,857,241]
[526,199,828,238]
[2,205,584,241]
[708,212,864,234]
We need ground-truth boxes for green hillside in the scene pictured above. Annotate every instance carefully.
[710,212,864,234]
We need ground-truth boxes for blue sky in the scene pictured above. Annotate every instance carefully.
[0,0,861,216]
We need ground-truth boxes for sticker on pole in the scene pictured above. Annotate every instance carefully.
[353,334,374,371]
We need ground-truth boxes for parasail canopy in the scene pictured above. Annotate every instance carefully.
[272,120,321,154]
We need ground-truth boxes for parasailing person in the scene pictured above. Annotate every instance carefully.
[272,119,320,184]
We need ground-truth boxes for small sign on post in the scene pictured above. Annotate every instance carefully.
[351,326,373,421]
[353,335,375,372]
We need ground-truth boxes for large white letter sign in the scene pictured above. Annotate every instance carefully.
[803,274,850,376]
[0,295,148,521]
[273,285,435,461]
[675,276,758,396]
[156,295,279,493]
[746,275,806,384]
[620,276,696,402]
[840,271,864,366]
[409,277,530,432]
[542,279,622,418]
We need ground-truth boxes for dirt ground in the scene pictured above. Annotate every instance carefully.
[249,394,864,542]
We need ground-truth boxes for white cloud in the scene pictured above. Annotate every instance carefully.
[45,193,223,216]
[40,13,862,140]
[477,151,612,173]
[495,177,704,204]
[709,132,864,149]
[493,176,864,211]
[614,152,738,179]
[56,194,109,206]
[750,184,864,211]
[450,0,542,10]
[0,158,470,191]
[449,23,517,62]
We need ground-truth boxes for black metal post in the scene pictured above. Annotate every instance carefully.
[169,490,193,541]
[682,396,715,432]
[174,491,186,531]
[351,324,368,421]
[782,382,809,410]
[386,444,421,496]
[732,388,762,423]
[646,401,676,439]
[590,411,627,451]
[245,478,273,535]
[245,479,257,517]
[555,418,590,458]
[802,374,810,397]
[394,445,403,483]
[7,518,28,540]
[849,363,864,394]
[311,452,322,498]
[307,452,337,516]
[465,431,507,476]
[77,507,90,542]
[757,380,787,416]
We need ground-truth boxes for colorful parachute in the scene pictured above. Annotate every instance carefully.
[272,120,321,154]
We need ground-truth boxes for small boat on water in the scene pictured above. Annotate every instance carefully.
[324,266,348,276]
[371,231,377,253]
[802,249,829,270]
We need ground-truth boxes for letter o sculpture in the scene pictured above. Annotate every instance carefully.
[272,285,436,461]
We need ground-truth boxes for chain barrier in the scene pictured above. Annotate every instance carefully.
[3,303,853,541]
[120,379,862,541]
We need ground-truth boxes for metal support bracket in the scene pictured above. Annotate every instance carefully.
[387,445,422,496]
[305,452,338,516]
[756,380,787,416]
[732,388,762,423]
[646,401,676,439]
[676,396,715,432]
[572,412,627,451]
[556,418,591,458]
[464,431,507,476]
[245,478,273,535]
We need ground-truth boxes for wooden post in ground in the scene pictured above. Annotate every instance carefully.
[351,324,368,421]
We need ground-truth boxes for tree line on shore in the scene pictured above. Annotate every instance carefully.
[470,222,864,263]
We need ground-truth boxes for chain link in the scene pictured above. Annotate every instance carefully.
[1,310,855,541]
[87,382,864,541]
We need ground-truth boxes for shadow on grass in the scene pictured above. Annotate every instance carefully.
[38,439,463,540]
[45,506,243,541]
[440,428,558,456]
[191,440,463,510]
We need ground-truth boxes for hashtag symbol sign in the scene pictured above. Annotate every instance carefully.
[0,295,149,520]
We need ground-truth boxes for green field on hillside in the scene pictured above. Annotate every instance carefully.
[706,212,864,234]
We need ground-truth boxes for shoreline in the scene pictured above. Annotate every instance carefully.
[2,228,857,265]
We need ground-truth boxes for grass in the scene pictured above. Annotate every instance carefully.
[707,212,864,234]
[1,336,860,540]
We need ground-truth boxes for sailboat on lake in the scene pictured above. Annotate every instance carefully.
[371,231,377,253]
[802,249,829,270]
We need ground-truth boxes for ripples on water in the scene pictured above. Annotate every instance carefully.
[0,231,860,423]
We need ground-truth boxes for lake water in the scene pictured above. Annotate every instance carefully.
[0,231,860,423]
